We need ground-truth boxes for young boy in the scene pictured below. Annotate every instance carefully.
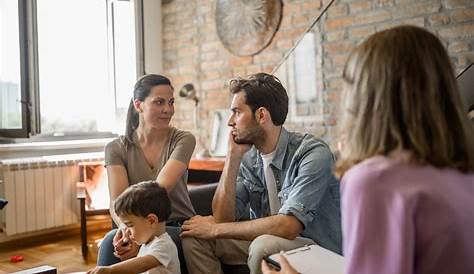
[87,181,180,274]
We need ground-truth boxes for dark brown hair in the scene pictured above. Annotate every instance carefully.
[125,74,173,144]
[229,73,288,125]
[114,181,171,222]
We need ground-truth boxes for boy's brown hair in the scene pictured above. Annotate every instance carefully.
[114,181,171,222]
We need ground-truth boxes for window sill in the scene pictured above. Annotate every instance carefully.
[0,138,114,160]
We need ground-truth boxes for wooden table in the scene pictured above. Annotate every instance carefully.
[189,157,225,171]
[188,158,225,184]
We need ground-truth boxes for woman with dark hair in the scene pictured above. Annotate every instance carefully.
[263,25,474,274]
[97,74,196,266]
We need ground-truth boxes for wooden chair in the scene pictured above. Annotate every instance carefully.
[77,161,110,259]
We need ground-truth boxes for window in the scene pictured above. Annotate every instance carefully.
[0,0,24,135]
[0,0,139,140]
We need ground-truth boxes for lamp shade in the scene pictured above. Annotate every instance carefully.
[179,83,199,105]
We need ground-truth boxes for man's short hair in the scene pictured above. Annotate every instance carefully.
[229,72,289,126]
[114,181,171,222]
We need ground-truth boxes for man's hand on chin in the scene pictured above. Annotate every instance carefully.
[228,132,252,158]
[181,215,219,240]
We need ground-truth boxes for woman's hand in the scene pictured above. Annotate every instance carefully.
[112,228,139,261]
[261,255,299,274]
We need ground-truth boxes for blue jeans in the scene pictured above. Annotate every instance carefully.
[97,225,183,267]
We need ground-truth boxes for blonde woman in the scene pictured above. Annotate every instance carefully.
[263,25,474,274]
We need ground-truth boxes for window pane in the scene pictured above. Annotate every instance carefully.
[37,0,114,135]
[0,0,22,129]
[112,0,136,134]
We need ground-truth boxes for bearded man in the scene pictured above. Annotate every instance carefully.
[181,73,342,274]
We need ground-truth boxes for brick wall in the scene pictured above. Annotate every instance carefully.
[162,0,474,152]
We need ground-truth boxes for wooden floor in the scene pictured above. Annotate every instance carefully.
[0,229,107,274]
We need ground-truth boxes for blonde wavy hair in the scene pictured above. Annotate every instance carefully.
[335,25,474,177]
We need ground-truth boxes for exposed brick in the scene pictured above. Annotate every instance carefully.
[392,1,441,19]
[444,0,474,9]
[400,17,426,27]
[302,1,322,11]
[332,54,351,67]
[326,90,341,103]
[163,14,177,25]
[229,56,253,67]
[162,0,474,149]
[246,64,264,75]
[451,8,474,23]
[232,67,247,77]
[201,42,222,52]
[428,14,451,26]
[349,1,372,13]
[289,27,309,39]
[375,0,395,7]
[325,16,354,31]
[162,3,177,14]
[375,18,425,32]
[439,24,474,39]
[280,15,292,28]
[201,60,226,70]
[163,31,178,41]
[355,10,392,25]
[201,51,218,62]
[349,25,376,39]
[326,30,346,42]
[283,3,302,17]
[327,78,344,91]
[263,64,277,74]
[202,70,220,81]
[254,52,283,64]
[448,41,471,53]
[456,54,470,67]
[323,41,355,55]
[276,39,294,50]
[178,47,199,57]
[292,14,310,26]
[328,4,349,18]
[326,29,346,42]
[204,88,226,98]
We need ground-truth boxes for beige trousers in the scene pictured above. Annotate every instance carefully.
[182,234,315,274]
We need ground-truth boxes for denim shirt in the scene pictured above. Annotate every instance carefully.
[235,128,342,254]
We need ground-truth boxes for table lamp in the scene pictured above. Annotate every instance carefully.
[179,83,211,158]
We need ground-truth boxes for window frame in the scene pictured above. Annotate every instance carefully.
[0,0,144,141]
[0,0,31,138]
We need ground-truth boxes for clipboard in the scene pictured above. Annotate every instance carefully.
[269,245,344,274]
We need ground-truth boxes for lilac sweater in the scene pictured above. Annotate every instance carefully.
[341,156,474,274]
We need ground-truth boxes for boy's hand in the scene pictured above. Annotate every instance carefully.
[113,228,139,260]
[87,266,111,274]
[113,239,139,261]
[112,228,129,247]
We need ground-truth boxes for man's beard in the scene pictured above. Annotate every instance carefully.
[233,124,265,146]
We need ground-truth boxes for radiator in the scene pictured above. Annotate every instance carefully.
[0,154,103,236]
